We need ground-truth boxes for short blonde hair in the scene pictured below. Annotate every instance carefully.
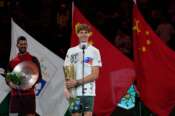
[76,23,91,34]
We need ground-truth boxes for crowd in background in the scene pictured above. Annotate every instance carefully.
[56,0,175,59]
[0,0,175,59]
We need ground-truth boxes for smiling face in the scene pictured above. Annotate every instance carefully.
[76,24,91,43]
[17,39,28,54]
[77,30,91,43]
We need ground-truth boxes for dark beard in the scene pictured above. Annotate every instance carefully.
[19,48,26,54]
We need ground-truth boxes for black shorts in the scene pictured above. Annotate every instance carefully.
[10,94,36,113]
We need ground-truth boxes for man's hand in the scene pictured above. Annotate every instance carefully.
[66,79,77,89]
[5,79,16,89]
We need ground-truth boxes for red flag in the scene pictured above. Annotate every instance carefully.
[72,5,135,115]
[133,4,175,116]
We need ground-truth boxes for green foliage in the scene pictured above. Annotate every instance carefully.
[6,72,22,85]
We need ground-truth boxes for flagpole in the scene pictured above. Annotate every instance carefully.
[133,1,142,116]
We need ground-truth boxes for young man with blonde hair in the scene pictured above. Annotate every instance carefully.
[64,24,102,116]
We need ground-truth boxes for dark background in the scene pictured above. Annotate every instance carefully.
[0,0,175,115]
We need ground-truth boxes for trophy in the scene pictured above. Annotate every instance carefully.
[63,64,76,98]
[6,61,39,90]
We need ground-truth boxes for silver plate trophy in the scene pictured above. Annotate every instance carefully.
[10,61,39,90]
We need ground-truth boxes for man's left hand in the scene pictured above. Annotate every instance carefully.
[66,79,77,88]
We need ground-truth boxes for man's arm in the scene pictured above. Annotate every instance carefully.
[5,62,15,88]
[66,66,100,88]
[76,66,100,85]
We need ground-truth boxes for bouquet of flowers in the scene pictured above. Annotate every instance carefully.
[6,72,22,85]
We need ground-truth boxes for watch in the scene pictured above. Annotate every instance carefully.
[76,80,81,87]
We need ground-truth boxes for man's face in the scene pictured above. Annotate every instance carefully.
[17,40,28,54]
[77,30,90,43]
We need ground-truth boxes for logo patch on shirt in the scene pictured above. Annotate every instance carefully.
[70,53,79,64]
[84,57,93,65]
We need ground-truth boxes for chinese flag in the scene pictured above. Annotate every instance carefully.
[72,5,135,115]
[133,4,175,116]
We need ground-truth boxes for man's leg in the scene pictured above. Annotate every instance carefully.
[81,96,94,116]
[72,113,81,116]
[84,111,92,116]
